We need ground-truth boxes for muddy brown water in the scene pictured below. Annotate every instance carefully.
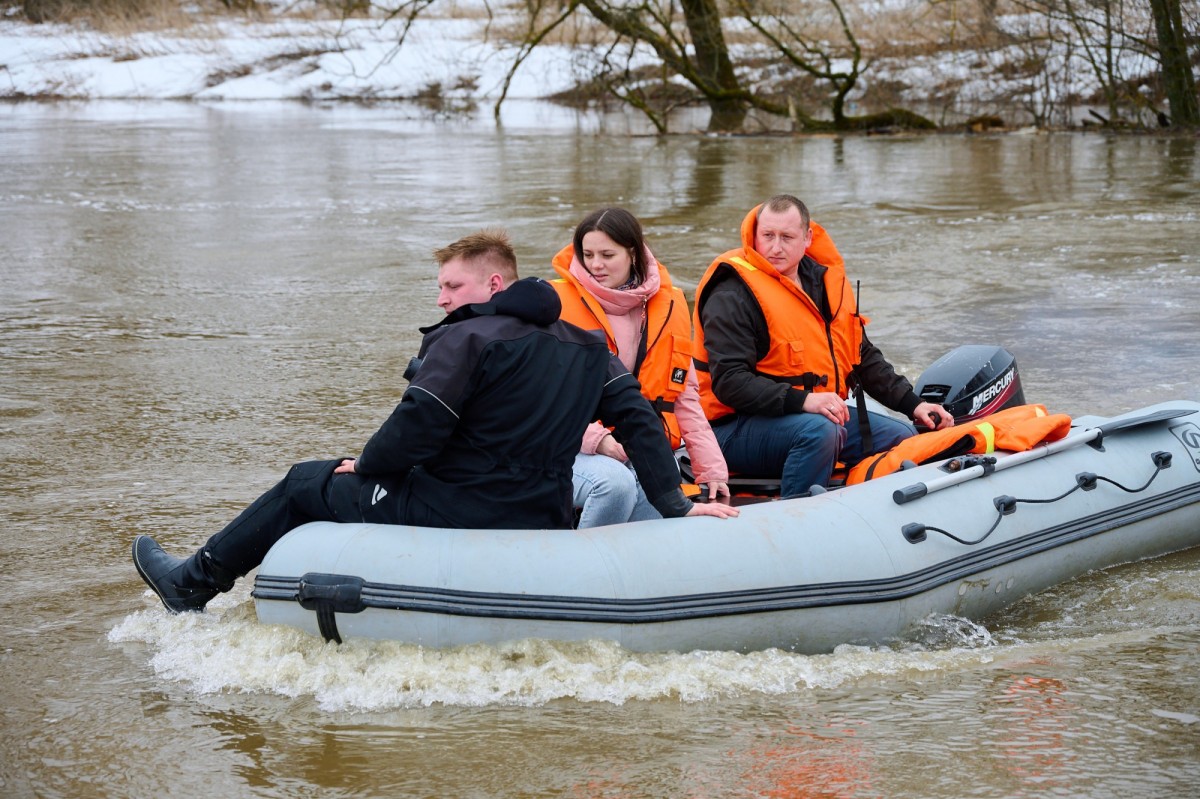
[2,102,1198,798]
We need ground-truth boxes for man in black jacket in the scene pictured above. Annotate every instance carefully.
[133,230,737,614]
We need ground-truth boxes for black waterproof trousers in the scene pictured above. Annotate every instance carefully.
[201,459,436,580]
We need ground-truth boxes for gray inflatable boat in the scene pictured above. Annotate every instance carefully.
[253,400,1200,653]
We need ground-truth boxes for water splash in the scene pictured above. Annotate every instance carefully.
[110,546,1200,713]
[110,591,1006,711]
[907,613,999,650]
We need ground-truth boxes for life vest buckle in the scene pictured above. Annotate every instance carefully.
[801,373,829,390]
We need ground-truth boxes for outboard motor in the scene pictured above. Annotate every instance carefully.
[914,345,1025,427]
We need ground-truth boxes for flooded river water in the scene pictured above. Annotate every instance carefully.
[2,101,1198,798]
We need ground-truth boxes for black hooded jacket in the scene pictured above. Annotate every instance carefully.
[354,278,693,529]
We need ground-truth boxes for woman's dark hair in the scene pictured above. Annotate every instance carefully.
[572,207,649,286]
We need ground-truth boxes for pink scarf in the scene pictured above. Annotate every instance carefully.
[567,247,661,372]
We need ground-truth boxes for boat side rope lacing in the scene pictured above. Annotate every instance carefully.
[902,451,1174,545]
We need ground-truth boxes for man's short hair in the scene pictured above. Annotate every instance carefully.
[758,194,811,230]
[433,229,519,283]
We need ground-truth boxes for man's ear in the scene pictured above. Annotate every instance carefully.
[488,273,505,294]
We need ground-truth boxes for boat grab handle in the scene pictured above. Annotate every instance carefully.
[297,573,367,644]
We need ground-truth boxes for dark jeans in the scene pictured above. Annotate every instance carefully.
[200,459,427,578]
[712,408,916,497]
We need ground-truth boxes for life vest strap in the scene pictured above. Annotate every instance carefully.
[692,358,830,393]
[853,386,873,455]
[650,398,676,414]
[794,373,829,390]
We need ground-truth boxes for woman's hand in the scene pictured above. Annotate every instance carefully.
[333,458,358,474]
[706,481,731,503]
[596,433,628,462]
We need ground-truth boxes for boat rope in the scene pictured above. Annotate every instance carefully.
[902,450,1174,546]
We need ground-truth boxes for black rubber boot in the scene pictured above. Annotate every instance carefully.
[132,535,237,613]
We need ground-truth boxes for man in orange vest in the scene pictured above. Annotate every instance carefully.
[693,195,953,497]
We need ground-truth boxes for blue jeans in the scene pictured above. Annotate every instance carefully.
[712,408,916,497]
[571,453,662,528]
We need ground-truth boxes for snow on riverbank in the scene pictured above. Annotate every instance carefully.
[0,1,1167,128]
[1,5,577,103]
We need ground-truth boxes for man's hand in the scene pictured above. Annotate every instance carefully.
[686,502,740,518]
[333,458,358,474]
[914,402,954,430]
[802,393,849,425]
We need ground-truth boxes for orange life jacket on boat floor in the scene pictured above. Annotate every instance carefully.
[845,404,1073,485]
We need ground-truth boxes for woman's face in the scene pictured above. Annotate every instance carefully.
[580,230,634,289]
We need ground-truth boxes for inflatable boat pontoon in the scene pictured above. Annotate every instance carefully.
[253,398,1200,653]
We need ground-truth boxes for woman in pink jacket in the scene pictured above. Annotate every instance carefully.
[550,207,730,527]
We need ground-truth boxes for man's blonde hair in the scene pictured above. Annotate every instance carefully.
[433,229,519,283]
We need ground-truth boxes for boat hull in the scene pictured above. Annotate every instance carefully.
[253,401,1200,652]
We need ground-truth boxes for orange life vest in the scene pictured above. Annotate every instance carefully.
[551,245,693,449]
[845,404,1073,484]
[692,207,864,422]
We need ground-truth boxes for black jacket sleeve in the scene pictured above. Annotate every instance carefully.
[856,332,923,418]
[354,326,470,476]
[595,357,694,519]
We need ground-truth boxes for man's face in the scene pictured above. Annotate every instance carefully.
[754,206,813,279]
[437,257,502,314]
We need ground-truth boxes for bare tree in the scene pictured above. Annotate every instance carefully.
[1148,0,1199,126]
[729,0,866,127]
[679,0,746,129]
[544,0,934,131]
[1063,0,1125,122]
[1008,0,1198,127]
[493,0,579,120]
[573,0,750,131]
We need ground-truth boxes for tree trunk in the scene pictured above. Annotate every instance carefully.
[679,0,746,131]
[1148,0,1199,127]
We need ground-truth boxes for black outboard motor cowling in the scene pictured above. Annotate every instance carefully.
[914,345,1025,427]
